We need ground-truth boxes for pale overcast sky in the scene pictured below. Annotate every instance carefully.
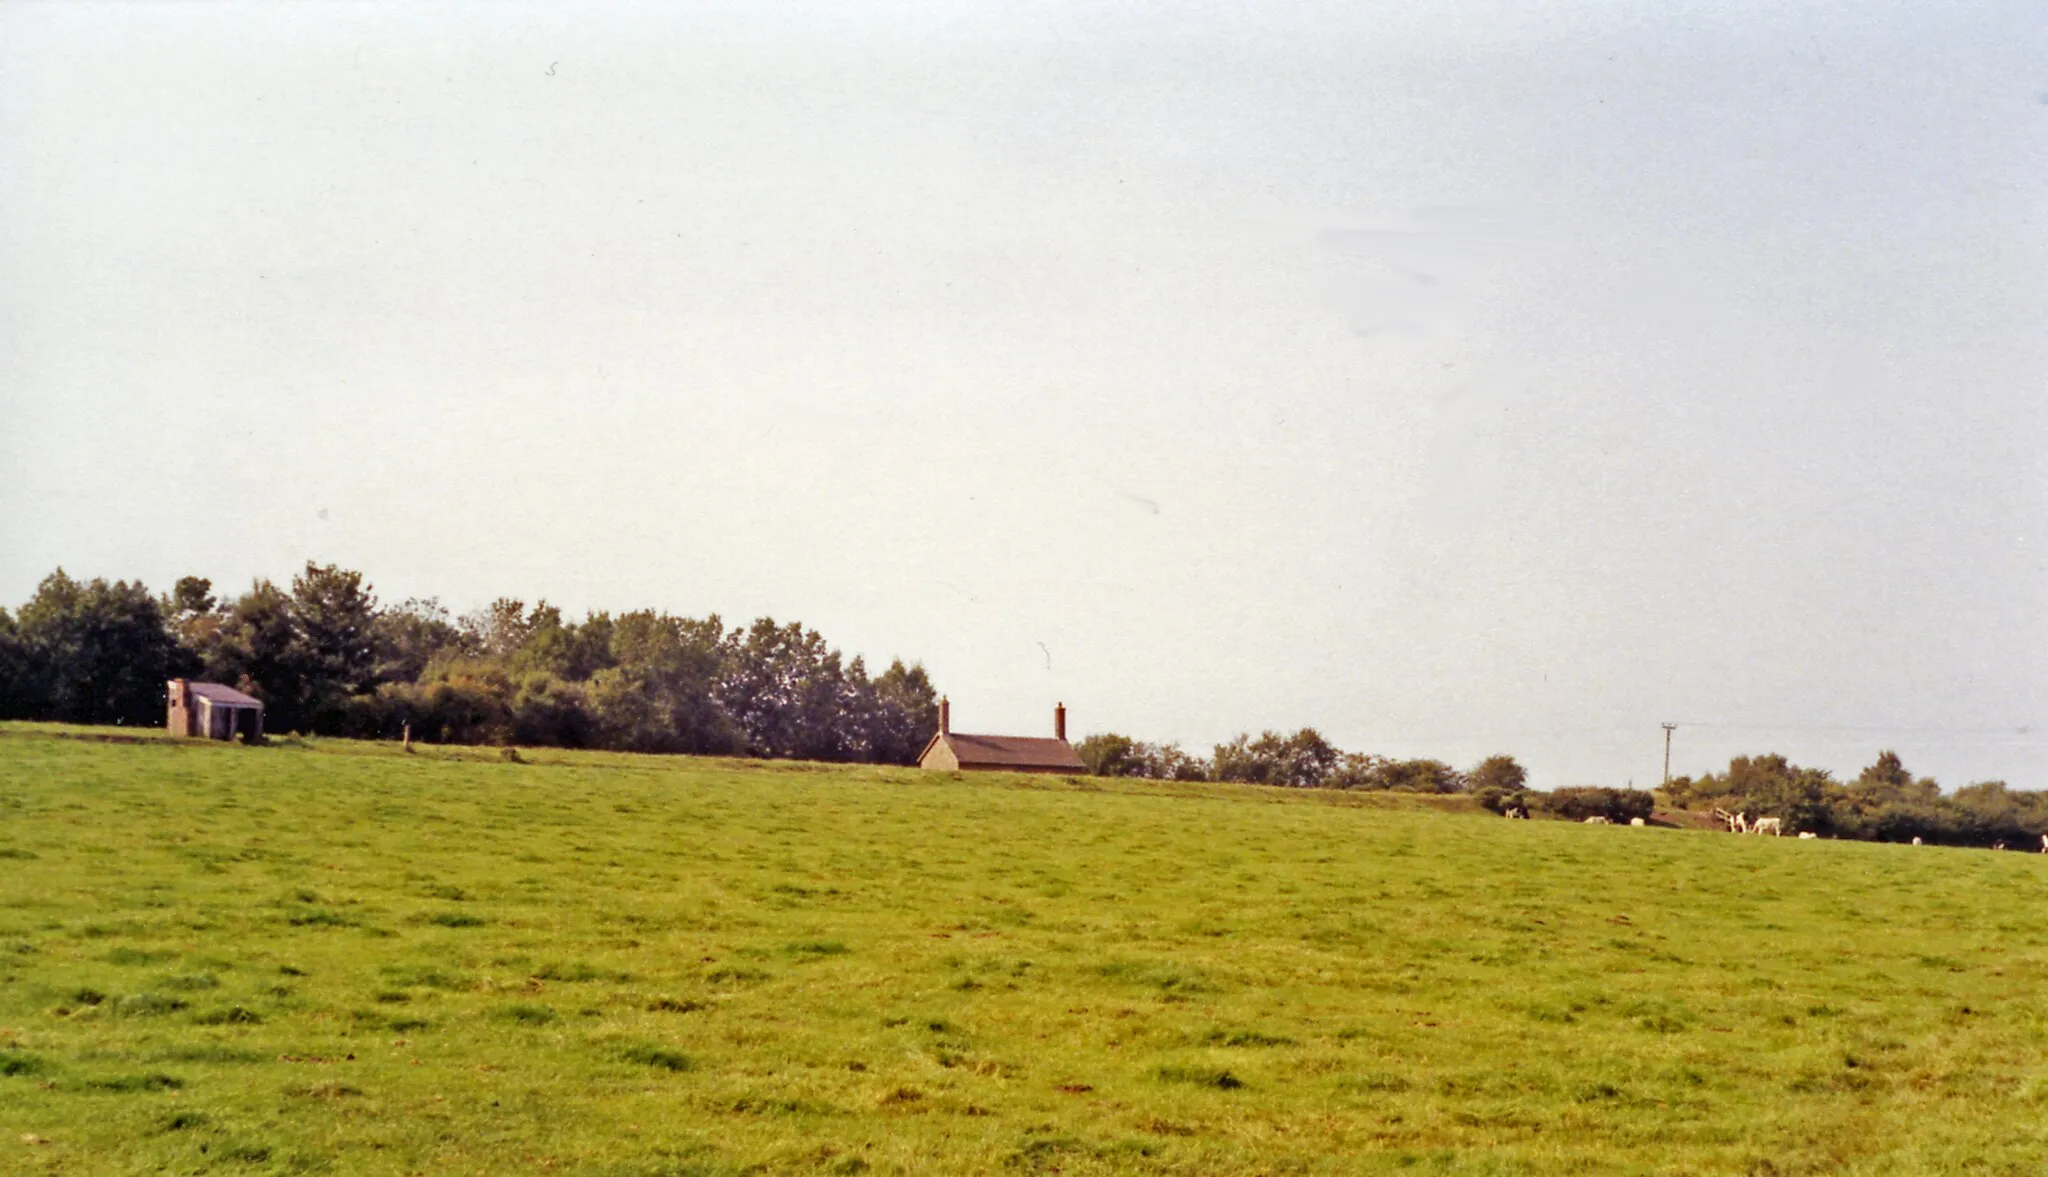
[3,1,2043,788]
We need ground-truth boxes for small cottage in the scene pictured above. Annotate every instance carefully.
[167,679,264,741]
[917,698,1085,774]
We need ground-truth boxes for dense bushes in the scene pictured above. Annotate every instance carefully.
[1081,726,2036,852]
[1537,787,1656,824]
[1079,726,1529,799]
[1665,751,2048,848]
[1470,784,1656,823]
[1071,734,1210,781]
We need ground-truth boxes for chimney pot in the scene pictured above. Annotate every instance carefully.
[1055,702,1067,742]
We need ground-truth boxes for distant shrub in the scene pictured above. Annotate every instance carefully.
[1076,733,1211,780]
[1537,787,1655,824]
[1337,756,1465,794]
[1474,787,1537,816]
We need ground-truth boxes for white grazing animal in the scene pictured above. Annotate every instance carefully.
[1912,837,1924,846]
[1798,832,1818,840]
[1752,817,1783,837]
[1629,817,1646,827]
[1584,816,1610,825]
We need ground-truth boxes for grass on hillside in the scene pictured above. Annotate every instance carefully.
[3,724,2048,1176]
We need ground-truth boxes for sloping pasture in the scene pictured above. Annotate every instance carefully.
[2,727,2047,1175]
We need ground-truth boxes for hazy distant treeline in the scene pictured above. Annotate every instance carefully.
[1078,726,2046,848]
[0,565,940,763]
[4,566,2037,847]
[1076,728,1534,797]
[1662,751,2048,849]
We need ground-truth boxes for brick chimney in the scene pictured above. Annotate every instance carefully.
[1055,702,1067,742]
[939,696,950,736]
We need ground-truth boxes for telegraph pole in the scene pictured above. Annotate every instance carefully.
[1661,723,1676,788]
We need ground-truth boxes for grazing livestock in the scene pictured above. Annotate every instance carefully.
[1711,808,1749,834]
[1503,807,1527,820]
[1752,817,1783,837]
[1798,832,1819,840]
[2041,834,2047,854]
[1584,816,1610,825]
[1912,837,1924,846]
[1629,817,1646,827]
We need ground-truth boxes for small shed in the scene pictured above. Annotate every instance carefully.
[917,699,1085,774]
[168,679,264,742]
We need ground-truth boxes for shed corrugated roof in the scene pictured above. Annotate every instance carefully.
[938,733,1085,770]
[187,682,263,707]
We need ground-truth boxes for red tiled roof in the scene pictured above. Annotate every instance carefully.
[935,732,1085,770]
[186,682,263,707]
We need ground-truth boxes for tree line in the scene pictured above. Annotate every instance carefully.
[1078,728,2042,847]
[1662,751,2047,849]
[3,565,2035,846]
[1076,728,1535,799]
[1076,727,1653,822]
[0,565,939,764]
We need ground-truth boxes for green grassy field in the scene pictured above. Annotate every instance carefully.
[3,726,2047,1176]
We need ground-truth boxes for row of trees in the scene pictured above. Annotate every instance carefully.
[1076,727,2041,847]
[1075,727,1530,796]
[0,566,940,764]
[1664,751,2048,848]
[4,566,2034,846]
